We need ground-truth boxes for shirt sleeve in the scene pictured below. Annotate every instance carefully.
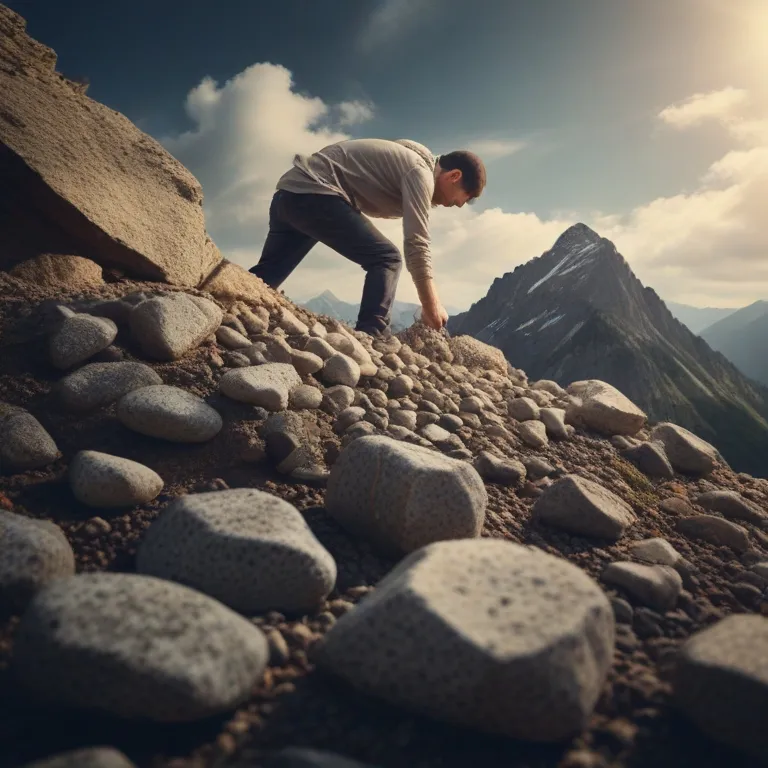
[400,165,435,285]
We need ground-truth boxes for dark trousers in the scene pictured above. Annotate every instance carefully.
[250,190,403,335]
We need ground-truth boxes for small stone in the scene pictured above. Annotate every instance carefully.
[321,385,356,416]
[309,321,327,338]
[366,389,388,408]
[260,412,307,463]
[291,467,330,487]
[220,363,302,410]
[216,326,251,349]
[508,397,540,421]
[321,354,361,388]
[621,442,674,479]
[117,385,222,443]
[437,413,463,432]
[0,511,75,613]
[676,515,750,552]
[673,615,768,758]
[137,489,336,614]
[523,457,555,479]
[56,362,162,412]
[519,420,548,449]
[69,450,164,508]
[290,349,324,375]
[0,411,60,471]
[49,314,118,370]
[21,746,137,768]
[388,375,414,398]
[473,451,526,486]
[266,629,291,666]
[602,562,682,611]
[262,748,375,768]
[533,475,635,540]
[540,407,568,439]
[290,385,323,410]
[610,597,634,624]
[279,308,309,335]
[696,490,766,526]
[12,573,268,721]
[83,517,112,537]
[389,409,417,430]
[628,538,682,567]
[459,396,484,414]
[238,308,269,335]
[334,407,366,434]
[305,337,337,360]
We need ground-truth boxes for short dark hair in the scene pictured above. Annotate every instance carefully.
[437,150,487,200]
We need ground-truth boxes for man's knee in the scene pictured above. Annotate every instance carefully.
[370,244,402,274]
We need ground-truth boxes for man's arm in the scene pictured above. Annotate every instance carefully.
[401,167,448,329]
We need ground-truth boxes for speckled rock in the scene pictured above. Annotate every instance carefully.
[508,397,540,422]
[676,515,750,552]
[519,420,548,449]
[531,380,567,397]
[673,615,768,759]
[220,363,302,410]
[279,308,309,335]
[69,450,163,508]
[129,294,223,361]
[0,410,60,470]
[137,489,336,613]
[389,408,418,431]
[418,422,460,449]
[388,375,414,398]
[21,747,137,768]
[321,354,361,388]
[290,385,323,410]
[650,423,719,475]
[12,573,268,721]
[334,407,366,434]
[305,337,337,360]
[215,325,251,350]
[438,413,463,433]
[321,385,356,416]
[621,441,674,479]
[49,314,118,370]
[473,452,526,486]
[533,475,635,540]
[602,562,682,611]
[566,380,646,436]
[695,490,766,526]
[325,435,487,556]
[117,385,222,442]
[316,538,615,741]
[539,407,569,439]
[628,537,682,567]
[290,349,324,375]
[56,362,162,411]
[0,511,75,613]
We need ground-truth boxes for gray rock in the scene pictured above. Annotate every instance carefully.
[290,349,324,375]
[137,489,336,614]
[279,308,309,335]
[335,407,366,434]
[673,615,768,759]
[0,411,60,470]
[650,423,719,475]
[531,380,567,397]
[473,452,526,486]
[129,294,222,361]
[261,336,294,364]
[418,423,453,445]
[316,538,614,741]
[419,400,441,415]
[539,407,568,439]
[437,413,463,432]
[290,466,331,487]
[49,314,118,370]
[533,475,636,540]
[69,450,163,508]
[602,562,682,611]
[21,747,137,768]
[12,573,268,721]
[621,441,674,479]
[117,385,222,443]
[56,362,162,411]
[366,389,388,408]
[416,411,440,428]
[325,435,487,556]
[364,410,389,430]
[263,748,374,768]
[752,562,768,580]
[389,409,417,431]
[610,597,634,624]
[611,435,634,450]
[309,321,328,338]
[238,308,269,336]
[695,490,766,526]
[566,380,646,436]
[324,332,357,356]
[388,374,414,398]
[523,457,555,479]
[508,397,540,421]
[519,420,548,449]
[260,412,308,463]
[215,325,251,350]
[676,515,750,552]
[305,337,337,360]
[459,396,484,414]
[241,344,269,365]
[290,385,323,410]
[321,354,361,388]
[628,537,682,567]
[0,512,75,613]
[220,363,302,410]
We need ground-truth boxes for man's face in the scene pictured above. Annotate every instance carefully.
[433,169,473,208]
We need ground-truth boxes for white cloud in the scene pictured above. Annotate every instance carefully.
[337,100,375,126]
[464,138,526,161]
[160,68,768,314]
[658,87,749,129]
[356,0,435,53]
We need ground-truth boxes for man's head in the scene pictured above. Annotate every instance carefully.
[432,150,486,208]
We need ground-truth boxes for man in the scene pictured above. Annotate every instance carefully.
[250,138,486,336]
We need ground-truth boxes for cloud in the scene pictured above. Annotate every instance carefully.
[658,87,749,129]
[464,139,526,161]
[160,68,768,313]
[336,100,375,126]
[356,0,435,53]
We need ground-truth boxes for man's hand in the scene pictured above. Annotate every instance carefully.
[416,278,448,330]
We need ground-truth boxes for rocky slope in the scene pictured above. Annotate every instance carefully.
[301,291,422,333]
[701,300,768,387]
[665,302,737,336]
[448,224,768,477]
[2,6,768,768]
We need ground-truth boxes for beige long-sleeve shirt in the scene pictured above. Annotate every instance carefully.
[275,138,437,285]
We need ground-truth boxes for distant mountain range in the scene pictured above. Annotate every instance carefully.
[447,223,768,476]
[300,290,461,332]
[665,302,738,335]
[700,301,768,387]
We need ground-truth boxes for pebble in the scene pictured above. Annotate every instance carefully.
[290,349,324,375]
[216,325,251,349]
[56,362,162,411]
[519,420,548,448]
[0,410,60,470]
[21,747,138,768]
[621,442,674,479]
[220,363,302,410]
[508,397,540,421]
[695,490,766,526]
[321,354,361,388]
[290,385,323,410]
[473,451,526,486]
[676,515,751,553]
[602,562,683,611]
[49,314,118,369]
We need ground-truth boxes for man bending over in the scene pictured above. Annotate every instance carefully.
[250,138,486,336]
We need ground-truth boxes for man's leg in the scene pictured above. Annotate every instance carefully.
[277,192,402,335]
[250,190,317,288]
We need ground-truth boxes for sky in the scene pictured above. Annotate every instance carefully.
[8,0,768,311]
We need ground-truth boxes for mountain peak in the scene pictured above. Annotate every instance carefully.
[317,289,340,302]
[555,222,602,248]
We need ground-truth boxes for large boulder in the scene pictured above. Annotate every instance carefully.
[325,435,487,556]
[12,572,268,721]
[0,6,221,284]
[650,423,720,475]
[316,539,615,742]
[566,380,646,436]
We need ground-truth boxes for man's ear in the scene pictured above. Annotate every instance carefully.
[450,169,463,183]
